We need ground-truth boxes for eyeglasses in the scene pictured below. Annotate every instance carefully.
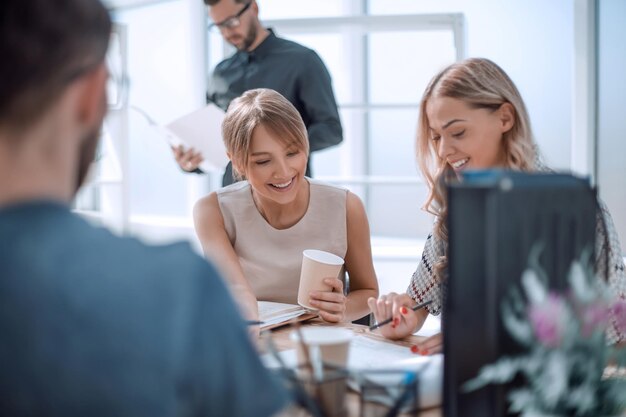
[208,2,251,32]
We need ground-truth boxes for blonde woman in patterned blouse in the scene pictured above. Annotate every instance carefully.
[368,58,626,354]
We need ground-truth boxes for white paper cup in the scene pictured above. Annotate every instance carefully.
[290,327,353,368]
[291,328,352,417]
[297,249,344,310]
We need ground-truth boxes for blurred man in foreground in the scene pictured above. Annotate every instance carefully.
[0,0,286,415]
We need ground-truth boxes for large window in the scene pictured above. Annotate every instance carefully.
[78,0,606,294]
[78,0,209,242]
[83,0,591,257]
[207,9,464,238]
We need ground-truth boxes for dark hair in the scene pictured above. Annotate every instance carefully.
[0,0,112,131]
[204,0,247,6]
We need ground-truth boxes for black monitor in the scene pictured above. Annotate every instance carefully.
[443,171,597,417]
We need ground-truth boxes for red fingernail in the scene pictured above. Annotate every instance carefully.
[410,345,419,354]
[391,324,396,329]
[394,317,401,326]
[401,307,408,315]
[420,348,429,356]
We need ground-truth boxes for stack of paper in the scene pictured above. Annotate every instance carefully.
[164,104,228,172]
[258,301,311,330]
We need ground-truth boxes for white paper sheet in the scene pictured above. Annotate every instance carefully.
[347,336,432,370]
[164,104,228,172]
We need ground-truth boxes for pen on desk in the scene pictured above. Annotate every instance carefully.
[368,299,433,331]
[247,320,264,326]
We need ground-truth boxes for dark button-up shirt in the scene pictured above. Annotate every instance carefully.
[207,29,343,184]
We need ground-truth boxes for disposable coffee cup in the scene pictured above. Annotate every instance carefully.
[291,328,352,417]
[290,327,353,369]
[297,249,344,310]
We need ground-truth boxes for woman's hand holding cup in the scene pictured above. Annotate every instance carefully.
[309,277,346,323]
[297,249,345,322]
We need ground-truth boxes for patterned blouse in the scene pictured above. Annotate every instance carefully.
[407,179,626,344]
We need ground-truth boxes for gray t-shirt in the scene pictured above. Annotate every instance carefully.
[0,201,287,416]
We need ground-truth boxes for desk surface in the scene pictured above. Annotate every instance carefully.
[267,320,626,417]
[266,319,442,417]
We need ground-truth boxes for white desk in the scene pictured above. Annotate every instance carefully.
[266,319,442,417]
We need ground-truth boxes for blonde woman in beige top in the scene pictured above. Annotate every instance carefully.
[194,88,379,324]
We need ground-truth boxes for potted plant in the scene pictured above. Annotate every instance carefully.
[464,251,626,416]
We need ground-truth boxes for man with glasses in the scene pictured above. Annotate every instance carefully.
[174,0,343,186]
[0,0,288,415]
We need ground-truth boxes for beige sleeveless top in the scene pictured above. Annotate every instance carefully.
[217,178,348,304]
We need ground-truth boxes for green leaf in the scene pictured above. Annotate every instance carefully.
[462,357,524,392]
[569,260,595,303]
[566,383,597,414]
[521,268,547,305]
[537,352,568,408]
[507,388,535,412]
[604,380,626,412]
[526,242,549,284]
[502,300,533,346]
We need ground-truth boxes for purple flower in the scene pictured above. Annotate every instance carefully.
[528,293,569,348]
[579,302,610,337]
[611,299,626,335]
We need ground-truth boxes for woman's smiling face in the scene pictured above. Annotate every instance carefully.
[241,123,308,205]
[426,96,514,173]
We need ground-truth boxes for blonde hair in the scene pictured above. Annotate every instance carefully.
[222,88,309,179]
[417,58,538,279]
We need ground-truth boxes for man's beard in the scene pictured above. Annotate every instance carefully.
[238,23,257,51]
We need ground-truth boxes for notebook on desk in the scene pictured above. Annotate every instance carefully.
[258,301,316,331]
